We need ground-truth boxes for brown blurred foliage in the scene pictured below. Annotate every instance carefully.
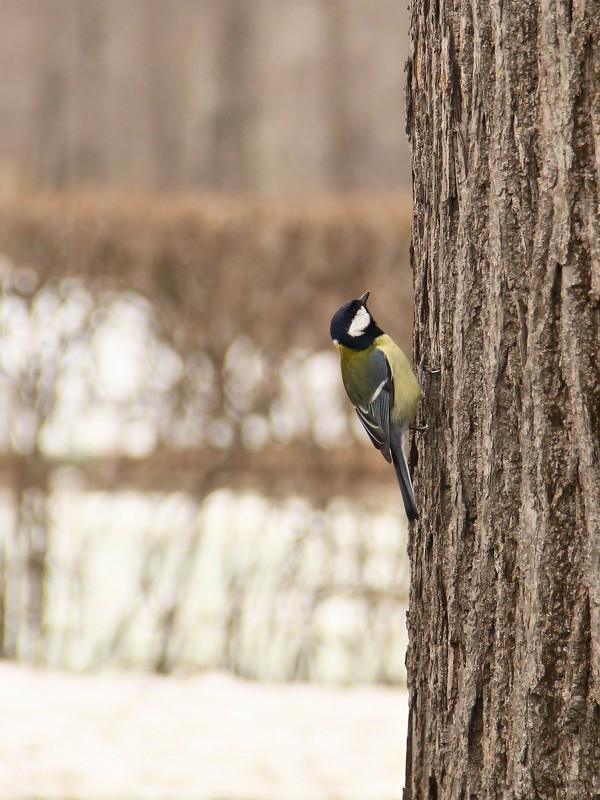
[0,192,414,354]
[0,192,415,498]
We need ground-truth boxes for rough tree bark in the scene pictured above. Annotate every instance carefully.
[405,1,599,798]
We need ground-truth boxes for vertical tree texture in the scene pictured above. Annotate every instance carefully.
[405,1,599,798]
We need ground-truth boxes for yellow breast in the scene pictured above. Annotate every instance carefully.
[373,335,422,427]
[334,335,422,428]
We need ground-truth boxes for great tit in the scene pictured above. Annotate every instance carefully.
[330,291,422,521]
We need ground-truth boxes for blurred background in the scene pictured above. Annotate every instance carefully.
[0,1,415,798]
[0,0,411,195]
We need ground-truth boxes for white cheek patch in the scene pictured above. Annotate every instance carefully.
[348,306,371,337]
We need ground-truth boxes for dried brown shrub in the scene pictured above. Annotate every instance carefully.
[0,192,414,354]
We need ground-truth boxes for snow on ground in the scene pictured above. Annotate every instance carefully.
[0,661,409,800]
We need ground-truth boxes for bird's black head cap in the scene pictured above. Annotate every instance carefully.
[330,291,383,350]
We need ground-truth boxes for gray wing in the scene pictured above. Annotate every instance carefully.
[354,348,393,463]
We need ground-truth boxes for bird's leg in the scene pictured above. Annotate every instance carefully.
[417,355,441,388]
[413,356,441,434]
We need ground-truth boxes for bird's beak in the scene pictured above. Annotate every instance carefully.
[358,291,370,305]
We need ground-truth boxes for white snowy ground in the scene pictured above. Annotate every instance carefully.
[0,662,409,800]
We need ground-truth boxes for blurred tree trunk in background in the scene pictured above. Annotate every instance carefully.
[0,0,411,194]
[405,1,599,798]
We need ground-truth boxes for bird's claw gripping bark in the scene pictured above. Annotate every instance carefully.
[418,355,441,387]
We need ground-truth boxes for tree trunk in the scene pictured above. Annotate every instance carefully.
[405,2,600,798]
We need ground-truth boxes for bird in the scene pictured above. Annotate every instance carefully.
[330,291,422,521]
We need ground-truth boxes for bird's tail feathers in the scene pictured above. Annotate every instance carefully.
[391,431,418,521]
